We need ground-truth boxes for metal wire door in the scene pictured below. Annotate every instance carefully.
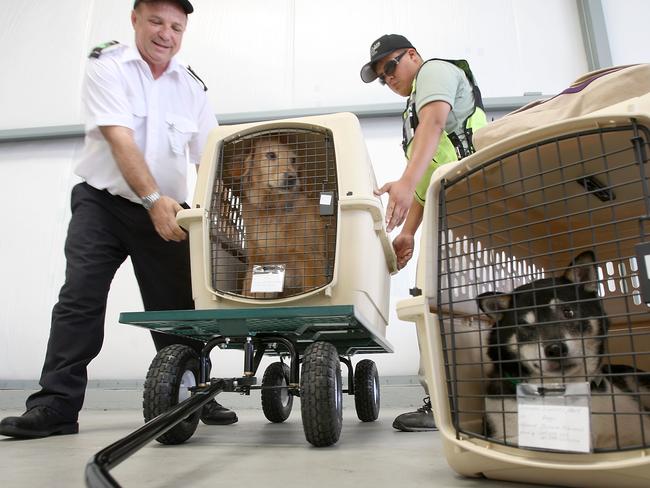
[436,122,650,452]
[208,128,338,299]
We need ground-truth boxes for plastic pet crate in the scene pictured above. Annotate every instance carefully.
[177,112,397,339]
[397,94,650,487]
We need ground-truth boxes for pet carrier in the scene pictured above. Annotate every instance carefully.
[178,111,396,335]
[397,90,650,487]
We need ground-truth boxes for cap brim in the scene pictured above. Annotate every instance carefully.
[360,47,405,83]
[360,62,378,83]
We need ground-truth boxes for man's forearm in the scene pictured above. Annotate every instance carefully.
[99,125,159,198]
[403,124,442,188]
[402,199,424,236]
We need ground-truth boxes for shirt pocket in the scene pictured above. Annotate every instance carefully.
[166,113,198,156]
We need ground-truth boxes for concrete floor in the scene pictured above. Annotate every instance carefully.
[0,387,540,488]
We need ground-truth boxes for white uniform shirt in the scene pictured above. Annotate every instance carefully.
[75,43,217,204]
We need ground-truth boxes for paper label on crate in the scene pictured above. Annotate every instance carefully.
[518,403,591,453]
[320,193,333,206]
[250,265,285,293]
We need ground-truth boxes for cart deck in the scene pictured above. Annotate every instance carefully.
[119,305,393,354]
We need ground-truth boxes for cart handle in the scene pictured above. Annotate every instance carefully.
[85,379,226,488]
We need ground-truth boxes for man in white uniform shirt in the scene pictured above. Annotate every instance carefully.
[0,0,236,439]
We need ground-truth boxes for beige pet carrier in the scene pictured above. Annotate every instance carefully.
[177,112,397,338]
[397,89,650,487]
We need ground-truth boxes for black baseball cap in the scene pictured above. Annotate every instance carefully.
[360,34,414,83]
[133,0,194,14]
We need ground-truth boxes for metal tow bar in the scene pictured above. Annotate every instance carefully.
[84,379,226,488]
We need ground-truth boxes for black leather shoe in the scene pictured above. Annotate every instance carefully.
[392,397,438,432]
[200,401,238,425]
[0,406,79,439]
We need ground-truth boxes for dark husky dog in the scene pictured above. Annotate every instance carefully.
[477,251,650,449]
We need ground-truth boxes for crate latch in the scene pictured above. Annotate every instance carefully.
[635,242,650,303]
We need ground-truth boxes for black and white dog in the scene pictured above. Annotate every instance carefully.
[477,251,650,449]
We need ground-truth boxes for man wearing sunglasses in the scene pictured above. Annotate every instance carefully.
[361,34,487,432]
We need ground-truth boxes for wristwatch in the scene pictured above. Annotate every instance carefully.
[141,191,161,210]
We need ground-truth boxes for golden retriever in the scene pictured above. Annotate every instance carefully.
[238,137,328,298]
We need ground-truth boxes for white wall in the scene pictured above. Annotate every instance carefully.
[1,0,649,382]
[602,0,650,66]
[0,0,590,130]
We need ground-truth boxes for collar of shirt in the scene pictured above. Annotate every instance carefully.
[119,44,185,79]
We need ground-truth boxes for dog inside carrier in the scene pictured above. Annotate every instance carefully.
[436,121,650,454]
[209,128,338,299]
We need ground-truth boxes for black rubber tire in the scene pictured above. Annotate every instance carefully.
[143,344,200,445]
[261,362,293,423]
[300,341,343,447]
[354,359,380,422]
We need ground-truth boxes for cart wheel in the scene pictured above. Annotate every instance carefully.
[261,361,293,423]
[354,359,380,422]
[143,344,200,445]
[300,341,343,447]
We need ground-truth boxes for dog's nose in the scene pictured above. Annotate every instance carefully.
[544,342,569,358]
[284,173,297,189]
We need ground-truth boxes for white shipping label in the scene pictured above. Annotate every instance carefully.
[320,194,333,206]
[518,403,591,453]
[250,265,285,293]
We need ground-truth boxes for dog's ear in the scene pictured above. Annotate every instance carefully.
[241,151,253,179]
[222,140,253,182]
[564,251,598,293]
[230,142,255,185]
[477,291,511,322]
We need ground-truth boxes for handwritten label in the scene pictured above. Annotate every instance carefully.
[250,265,285,293]
[518,404,591,452]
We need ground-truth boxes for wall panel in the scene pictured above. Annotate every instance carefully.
[1,0,590,130]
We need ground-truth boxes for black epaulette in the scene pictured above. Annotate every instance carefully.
[89,40,120,59]
[185,65,208,91]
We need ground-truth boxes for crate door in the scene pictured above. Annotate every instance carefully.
[208,128,338,299]
[437,123,650,452]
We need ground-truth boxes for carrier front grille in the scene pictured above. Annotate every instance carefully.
[437,123,650,453]
[208,128,338,299]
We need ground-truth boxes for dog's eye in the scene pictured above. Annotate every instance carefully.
[289,157,296,166]
[266,152,277,160]
[563,308,575,319]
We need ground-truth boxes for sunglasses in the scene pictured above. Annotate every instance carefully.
[377,50,408,85]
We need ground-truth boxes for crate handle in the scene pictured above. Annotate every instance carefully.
[339,197,398,274]
[176,208,204,231]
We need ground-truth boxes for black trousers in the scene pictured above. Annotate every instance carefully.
[26,182,203,420]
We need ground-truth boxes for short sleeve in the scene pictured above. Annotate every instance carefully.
[414,61,464,115]
[83,57,134,129]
